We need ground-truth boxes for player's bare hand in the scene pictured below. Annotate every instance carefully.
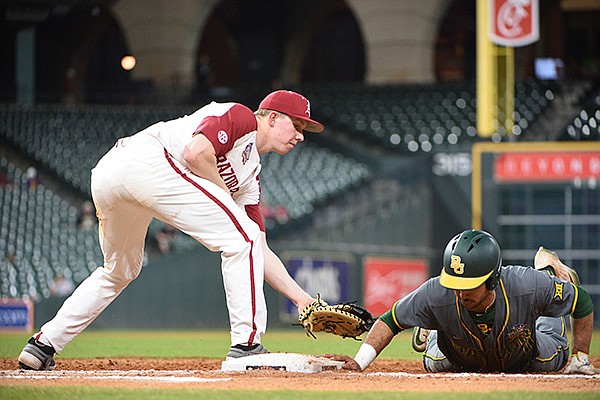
[563,352,600,375]
[321,354,361,371]
[296,297,316,316]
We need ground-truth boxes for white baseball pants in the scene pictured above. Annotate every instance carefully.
[40,133,266,352]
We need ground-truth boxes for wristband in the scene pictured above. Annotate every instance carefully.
[573,352,590,363]
[353,343,377,371]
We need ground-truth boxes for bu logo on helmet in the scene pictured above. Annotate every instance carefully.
[451,255,464,275]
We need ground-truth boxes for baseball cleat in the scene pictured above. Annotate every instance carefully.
[411,327,430,353]
[225,343,269,360]
[534,246,580,285]
[18,337,56,371]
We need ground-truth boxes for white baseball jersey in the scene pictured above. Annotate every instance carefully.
[39,102,269,352]
[144,101,265,228]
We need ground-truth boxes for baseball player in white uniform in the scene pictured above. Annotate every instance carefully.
[18,90,324,370]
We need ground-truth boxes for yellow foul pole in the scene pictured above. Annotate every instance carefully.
[476,0,495,137]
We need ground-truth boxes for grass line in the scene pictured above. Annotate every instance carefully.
[1,387,599,400]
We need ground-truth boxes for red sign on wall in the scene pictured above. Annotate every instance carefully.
[489,0,539,47]
[363,257,428,317]
[495,152,600,182]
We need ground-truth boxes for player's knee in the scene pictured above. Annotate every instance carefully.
[222,240,255,258]
[98,259,143,286]
[222,226,261,254]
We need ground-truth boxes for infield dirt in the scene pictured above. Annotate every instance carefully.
[1,357,599,392]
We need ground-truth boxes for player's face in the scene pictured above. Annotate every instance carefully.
[270,113,306,154]
[454,284,492,313]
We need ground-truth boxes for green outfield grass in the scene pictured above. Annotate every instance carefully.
[2,329,599,400]
[1,329,599,359]
[0,329,425,360]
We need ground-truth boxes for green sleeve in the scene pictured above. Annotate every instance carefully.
[378,308,403,335]
[572,284,593,319]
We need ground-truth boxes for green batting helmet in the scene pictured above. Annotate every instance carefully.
[440,230,502,290]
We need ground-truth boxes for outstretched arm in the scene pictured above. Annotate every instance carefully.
[563,312,600,375]
[261,232,314,312]
[324,319,396,371]
[571,312,594,355]
[563,285,600,375]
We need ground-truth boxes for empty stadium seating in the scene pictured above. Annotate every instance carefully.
[0,104,195,196]
[0,103,371,213]
[563,88,600,141]
[304,79,555,151]
[0,157,102,300]
[260,143,371,221]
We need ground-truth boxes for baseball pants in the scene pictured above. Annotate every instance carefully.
[39,133,266,352]
[423,316,570,372]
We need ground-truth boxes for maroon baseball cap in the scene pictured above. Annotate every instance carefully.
[259,90,324,133]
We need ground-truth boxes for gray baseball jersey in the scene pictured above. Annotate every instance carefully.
[391,265,576,372]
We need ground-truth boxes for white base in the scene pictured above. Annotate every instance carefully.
[221,352,344,373]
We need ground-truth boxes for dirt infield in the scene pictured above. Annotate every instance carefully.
[1,357,599,392]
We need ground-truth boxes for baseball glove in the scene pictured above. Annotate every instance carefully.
[298,295,375,340]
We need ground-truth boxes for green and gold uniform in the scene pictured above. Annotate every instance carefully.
[380,265,593,373]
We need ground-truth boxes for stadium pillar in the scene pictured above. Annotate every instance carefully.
[16,28,35,105]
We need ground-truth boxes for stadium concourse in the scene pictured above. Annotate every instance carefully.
[0,79,599,303]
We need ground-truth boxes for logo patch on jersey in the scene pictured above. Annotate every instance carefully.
[553,282,564,300]
[506,324,533,354]
[476,323,492,335]
[241,142,253,165]
[507,323,527,341]
[217,130,229,144]
[450,255,464,275]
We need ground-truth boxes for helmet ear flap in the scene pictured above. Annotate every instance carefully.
[485,270,500,289]
[485,258,502,289]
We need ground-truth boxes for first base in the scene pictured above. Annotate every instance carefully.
[221,353,344,373]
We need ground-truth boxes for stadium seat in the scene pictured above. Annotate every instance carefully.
[562,87,600,141]
[0,157,103,300]
[304,80,555,152]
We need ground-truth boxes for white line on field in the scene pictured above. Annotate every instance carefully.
[0,370,230,383]
[366,372,600,379]
[2,370,599,380]
[7,375,228,383]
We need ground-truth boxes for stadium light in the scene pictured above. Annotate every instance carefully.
[121,55,136,71]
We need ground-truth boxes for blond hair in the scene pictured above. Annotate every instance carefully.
[254,109,285,118]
